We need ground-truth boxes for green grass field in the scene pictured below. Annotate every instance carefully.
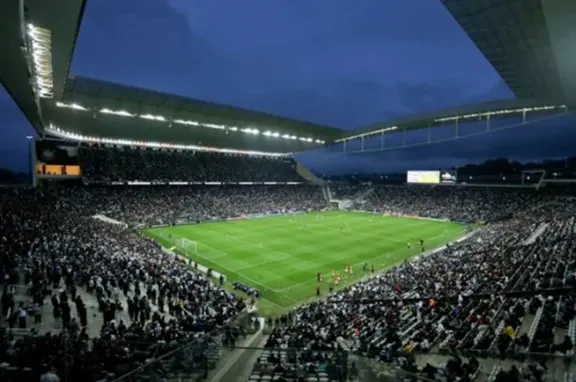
[144,211,465,316]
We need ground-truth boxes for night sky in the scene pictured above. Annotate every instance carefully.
[1,0,574,173]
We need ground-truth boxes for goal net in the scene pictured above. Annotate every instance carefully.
[175,238,197,258]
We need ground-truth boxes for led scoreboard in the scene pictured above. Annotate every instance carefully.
[407,171,440,184]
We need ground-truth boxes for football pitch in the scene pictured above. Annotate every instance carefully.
[144,211,465,315]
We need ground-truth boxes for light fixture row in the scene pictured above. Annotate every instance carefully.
[27,24,53,99]
[434,105,566,122]
[46,124,290,157]
[334,126,398,143]
[335,104,567,142]
[55,102,326,144]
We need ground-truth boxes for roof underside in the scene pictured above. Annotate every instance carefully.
[0,0,86,132]
[441,0,575,102]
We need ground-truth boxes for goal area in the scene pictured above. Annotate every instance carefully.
[175,237,197,257]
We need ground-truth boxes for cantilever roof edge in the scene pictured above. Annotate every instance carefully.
[336,98,569,141]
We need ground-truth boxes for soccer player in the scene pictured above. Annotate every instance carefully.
[316,285,321,297]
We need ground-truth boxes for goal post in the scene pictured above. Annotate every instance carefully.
[175,237,197,258]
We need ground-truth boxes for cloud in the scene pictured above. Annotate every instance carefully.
[72,0,223,85]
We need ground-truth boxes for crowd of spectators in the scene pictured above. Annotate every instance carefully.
[31,185,326,226]
[360,185,566,223]
[252,194,576,381]
[79,145,302,183]
[0,187,247,381]
[1,178,576,381]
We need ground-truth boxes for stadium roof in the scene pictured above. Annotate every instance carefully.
[1,0,574,153]
[44,76,343,152]
[0,0,341,153]
[441,0,576,103]
[337,0,576,143]
[0,0,86,130]
[335,99,569,142]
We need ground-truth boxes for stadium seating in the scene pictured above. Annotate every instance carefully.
[79,145,302,182]
[1,181,576,381]
[363,185,551,223]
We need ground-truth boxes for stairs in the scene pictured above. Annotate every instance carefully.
[351,187,374,203]
[326,185,333,201]
[295,161,324,185]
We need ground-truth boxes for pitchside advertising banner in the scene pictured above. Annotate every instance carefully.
[406,170,457,184]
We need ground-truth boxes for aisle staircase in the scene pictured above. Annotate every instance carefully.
[295,161,324,185]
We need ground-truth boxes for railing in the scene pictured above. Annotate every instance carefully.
[0,311,259,382]
[4,330,576,382]
[111,312,258,382]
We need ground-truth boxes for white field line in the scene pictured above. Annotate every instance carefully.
[165,233,271,290]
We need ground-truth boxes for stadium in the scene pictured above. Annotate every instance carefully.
[0,1,576,382]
